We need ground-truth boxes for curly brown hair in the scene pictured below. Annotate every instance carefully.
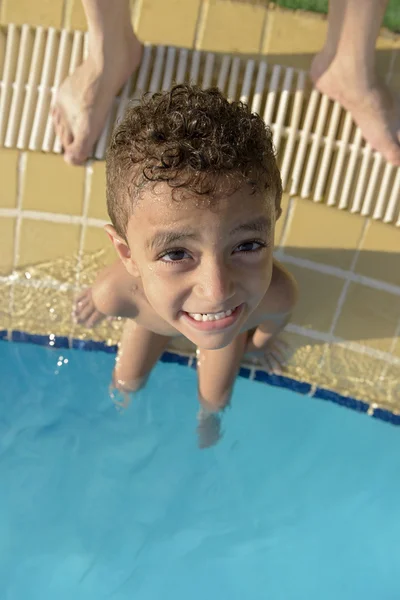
[106,84,282,239]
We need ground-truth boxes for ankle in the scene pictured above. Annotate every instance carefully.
[313,52,377,90]
[87,24,138,70]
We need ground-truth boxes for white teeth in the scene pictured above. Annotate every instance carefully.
[187,308,235,322]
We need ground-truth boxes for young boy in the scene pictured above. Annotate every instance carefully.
[75,84,297,444]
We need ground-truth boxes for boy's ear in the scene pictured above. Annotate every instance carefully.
[104,225,139,277]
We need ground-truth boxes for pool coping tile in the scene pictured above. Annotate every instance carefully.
[2,330,399,427]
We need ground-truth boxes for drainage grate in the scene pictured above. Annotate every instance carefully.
[0,24,399,225]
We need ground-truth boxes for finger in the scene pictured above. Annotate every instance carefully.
[73,299,91,319]
[262,354,274,373]
[75,288,90,303]
[268,354,283,375]
[271,339,291,362]
[86,311,104,328]
[270,346,287,365]
[74,296,91,314]
[75,304,95,324]
[51,105,62,129]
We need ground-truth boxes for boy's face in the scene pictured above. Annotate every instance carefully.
[117,182,277,350]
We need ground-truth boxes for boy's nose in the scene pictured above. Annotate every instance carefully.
[194,259,235,306]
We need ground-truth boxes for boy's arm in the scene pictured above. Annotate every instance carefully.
[247,263,298,353]
[246,312,292,353]
[90,258,138,319]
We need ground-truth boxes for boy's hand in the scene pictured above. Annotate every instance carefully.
[245,336,291,375]
[73,288,108,328]
[196,408,222,449]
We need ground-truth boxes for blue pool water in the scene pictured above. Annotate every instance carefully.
[1,341,400,599]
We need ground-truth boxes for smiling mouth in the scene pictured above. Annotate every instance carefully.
[186,308,235,322]
[181,304,243,331]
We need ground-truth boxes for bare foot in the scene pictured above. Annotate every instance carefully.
[245,337,292,374]
[311,53,400,166]
[52,33,142,165]
[197,408,222,449]
[74,288,106,328]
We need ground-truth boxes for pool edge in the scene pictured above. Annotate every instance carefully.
[2,329,399,426]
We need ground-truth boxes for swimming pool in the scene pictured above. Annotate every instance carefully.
[1,340,400,599]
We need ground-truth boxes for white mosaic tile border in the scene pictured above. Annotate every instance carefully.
[0,25,399,223]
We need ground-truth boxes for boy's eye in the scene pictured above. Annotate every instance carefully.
[234,241,266,253]
[159,249,190,263]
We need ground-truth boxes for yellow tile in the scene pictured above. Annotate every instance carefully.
[381,363,400,413]
[283,198,366,270]
[0,218,15,275]
[88,161,108,221]
[375,30,400,85]
[17,220,81,267]
[257,329,325,384]
[78,227,116,289]
[375,51,395,84]
[0,283,12,330]
[319,342,390,406]
[0,149,18,209]
[11,284,75,337]
[334,283,400,353]
[354,221,400,287]
[274,192,290,247]
[389,48,400,92]
[262,7,327,70]
[393,337,400,359]
[136,0,201,48]
[1,0,64,27]
[284,264,345,332]
[198,0,266,53]
[22,153,85,215]
[376,32,400,50]
[72,312,124,345]
[84,227,115,264]
[0,27,6,75]
[64,0,87,30]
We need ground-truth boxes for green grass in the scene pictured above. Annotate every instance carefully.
[276,0,400,33]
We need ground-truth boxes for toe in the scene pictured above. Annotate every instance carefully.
[60,122,74,148]
[54,105,75,150]
[64,129,94,165]
[58,117,74,151]
[385,142,400,166]
[51,106,63,137]
[51,105,60,125]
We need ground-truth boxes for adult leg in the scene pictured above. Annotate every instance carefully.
[52,0,142,165]
[311,0,400,166]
